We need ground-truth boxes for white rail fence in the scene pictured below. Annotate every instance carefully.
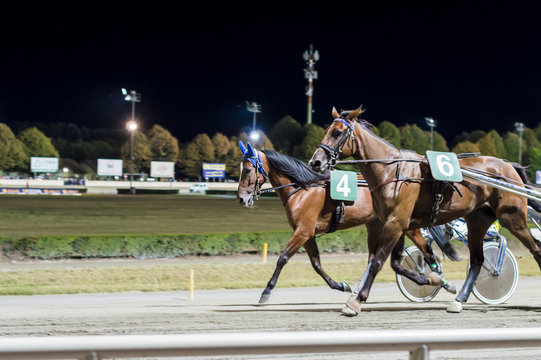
[1,328,541,360]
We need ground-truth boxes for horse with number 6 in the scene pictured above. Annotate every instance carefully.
[309,106,541,316]
[236,141,458,304]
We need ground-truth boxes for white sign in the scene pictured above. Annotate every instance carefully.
[537,171,541,185]
[151,161,175,178]
[30,157,59,173]
[97,159,123,176]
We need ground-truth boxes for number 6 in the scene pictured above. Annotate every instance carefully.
[436,154,454,177]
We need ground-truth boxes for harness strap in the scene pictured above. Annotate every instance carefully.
[370,178,424,192]
[259,182,298,194]
[283,183,325,205]
[428,181,445,226]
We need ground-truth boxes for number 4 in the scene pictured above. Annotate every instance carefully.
[336,174,350,197]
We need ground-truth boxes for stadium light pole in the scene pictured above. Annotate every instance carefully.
[122,88,141,195]
[303,44,319,124]
[246,101,261,141]
[126,121,137,194]
[515,122,525,165]
[425,117,437,150]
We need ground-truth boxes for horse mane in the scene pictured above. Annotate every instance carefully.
[339,110,401,151]
[261,149,329,185]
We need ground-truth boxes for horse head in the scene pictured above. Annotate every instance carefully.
[237,141,268,207]
[309,106,364,173]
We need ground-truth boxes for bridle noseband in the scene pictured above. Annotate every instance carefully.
[317,118,355,169]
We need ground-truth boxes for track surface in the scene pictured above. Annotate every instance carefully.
[1,275,541,359]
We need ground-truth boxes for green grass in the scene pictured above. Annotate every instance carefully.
[1,194,540,296]
[0,195,290,237]
[0,254,539,296]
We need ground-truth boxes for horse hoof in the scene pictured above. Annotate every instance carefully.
[442,282,457,294]
[258,293,271,304]
[341,296,361,317]
[341,281,352,293]
[427,272,444,286]
[447,301,463,313]
[341,306,359,317]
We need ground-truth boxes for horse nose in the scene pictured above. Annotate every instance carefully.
[238,197,245,205]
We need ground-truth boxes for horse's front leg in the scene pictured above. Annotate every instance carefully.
[448,211,493,313]
[342,221,403,316]
[259,228,311,304]
[304,236,351,293]
[389,234,440,285]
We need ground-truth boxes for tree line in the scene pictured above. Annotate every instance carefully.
[1,116,541,180]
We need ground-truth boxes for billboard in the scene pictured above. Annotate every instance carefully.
[202,163,226,178]
[30,157,59,173]
[151,161,175,178]
[97,159,123,176]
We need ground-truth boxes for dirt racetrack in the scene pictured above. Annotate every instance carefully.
[1,272,541,359]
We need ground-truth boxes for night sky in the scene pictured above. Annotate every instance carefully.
[1,2,540,145]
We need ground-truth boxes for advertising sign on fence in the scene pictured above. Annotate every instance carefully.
[97,159,123,176]
[202,163,226,179]
[151,161,175,178]
[30,157,59,173]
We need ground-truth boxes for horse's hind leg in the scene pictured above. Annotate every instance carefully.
[259,230,309,304]
[450,209,494,312]
[304,237,351,293]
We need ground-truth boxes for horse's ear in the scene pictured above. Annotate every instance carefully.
[347,105,366,121]
[246,142,256,158]
[239,140,247,155]
[332,106,340,119]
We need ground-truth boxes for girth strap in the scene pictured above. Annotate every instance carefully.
[428,181,464,226]
[428,181,445,226]
[327,201,345,234]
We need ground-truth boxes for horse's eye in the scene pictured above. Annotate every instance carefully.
[331,129,342,138]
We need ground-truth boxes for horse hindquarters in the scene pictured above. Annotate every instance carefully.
[498,204,541,269]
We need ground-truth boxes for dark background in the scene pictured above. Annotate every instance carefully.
[1,2,540,145]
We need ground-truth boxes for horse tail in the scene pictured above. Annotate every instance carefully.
[428,226,461,262]
[509,162,541,212]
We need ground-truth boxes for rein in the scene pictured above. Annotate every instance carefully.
[243,151,326,203]
[337,158,425,165]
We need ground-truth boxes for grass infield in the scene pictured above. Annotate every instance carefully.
[0,194,539,295]
[0,194,290,237]
[0,253,539,296]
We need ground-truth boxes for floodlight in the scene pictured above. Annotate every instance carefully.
[250,131,260,141]
[127,121,137,131]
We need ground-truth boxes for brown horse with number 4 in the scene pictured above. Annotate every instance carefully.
[236,141,457,303]
[309,106,541,315]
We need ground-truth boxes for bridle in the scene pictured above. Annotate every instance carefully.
[317,118,355,170]
[241,151,270,199]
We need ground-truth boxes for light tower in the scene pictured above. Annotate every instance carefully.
[515,122,525,165]
[303,44,319,124]
[246,101,261,141]
[425,117,437,150]
[122,88,141,195]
